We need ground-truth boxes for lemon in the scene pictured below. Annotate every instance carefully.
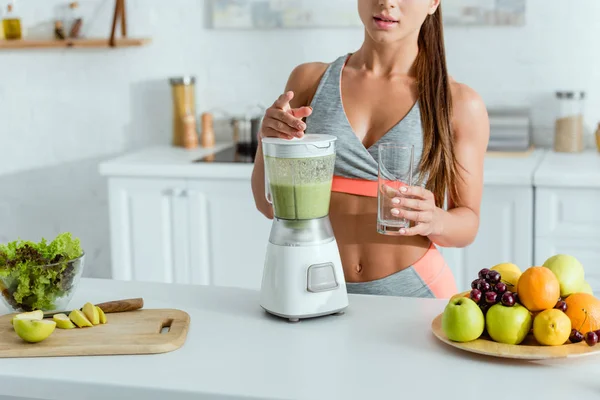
[491,262,522,293]
[533,309,571,346]
[13,319,56,343]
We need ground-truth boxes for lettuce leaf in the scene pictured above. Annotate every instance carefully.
[0,233,83,311]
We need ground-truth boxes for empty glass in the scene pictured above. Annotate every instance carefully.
[377,144,415,235]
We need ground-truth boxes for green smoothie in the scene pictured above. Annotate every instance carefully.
[270,181,332,220]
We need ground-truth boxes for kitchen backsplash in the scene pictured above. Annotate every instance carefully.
[1,0,599,278]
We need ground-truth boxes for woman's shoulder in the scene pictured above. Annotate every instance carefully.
[285,62,332,107]
[448,77,490,140]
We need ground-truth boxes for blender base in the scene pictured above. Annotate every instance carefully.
[259,239,349,322]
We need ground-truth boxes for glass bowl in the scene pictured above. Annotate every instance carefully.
[0,252,85,313]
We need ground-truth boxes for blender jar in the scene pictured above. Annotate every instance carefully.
[262,134,337,221]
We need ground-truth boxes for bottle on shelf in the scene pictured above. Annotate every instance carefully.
[68,2,83,38]
[595,122,600,153]
[200,112,216,148]
[2,2,22,40]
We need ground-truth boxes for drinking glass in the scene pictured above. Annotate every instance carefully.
[377,144,415,235]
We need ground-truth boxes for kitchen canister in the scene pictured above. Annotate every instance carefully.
[170,76,197,148]
[553,91,585,153]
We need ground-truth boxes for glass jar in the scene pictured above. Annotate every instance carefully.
[169,76,196,147]
[553,91,585,153]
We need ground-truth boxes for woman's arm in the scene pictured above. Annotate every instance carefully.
[427,83,490,247]
[395,83,489,248]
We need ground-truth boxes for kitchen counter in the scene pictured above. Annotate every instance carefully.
[0,278,598,400]
[534,149,600,188]
[99,143,547,185]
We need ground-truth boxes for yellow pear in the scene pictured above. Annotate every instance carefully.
[82,302,100,325]
[69,310,92,328]
[10,310,43,326]
[579,281,594,296]
[13,319,56,343]
[96,306,107,324]
[53,313,76,329]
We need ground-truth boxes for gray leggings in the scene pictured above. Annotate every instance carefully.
[345,266,436,298]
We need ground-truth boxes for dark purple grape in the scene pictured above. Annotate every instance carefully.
[513,293,520,304]
[554,301,567,313]
[595,329,600,338]
[585,331,598,346]
[470,289,482,303]
[570,329,584,343]
[471,279,479,289]
[485,291,498,304]
[487,270,501,283]
[478,268,490,280]
[501,291,515,307]
[495,282,507,294]
[477,280,491,292]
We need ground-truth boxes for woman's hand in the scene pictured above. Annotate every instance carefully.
[391,186,445,237]
[260,91,313,140]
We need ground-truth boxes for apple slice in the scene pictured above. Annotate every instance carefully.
[82,302,100,325]
[10,310,44,326]
[96,306,107,324]
[53,313,76,329]
[69,310,92,328]
[13,319,56,343]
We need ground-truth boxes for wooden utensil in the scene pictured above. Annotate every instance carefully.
[0,308,189,358]
[431,313,600,360]
[42,298,144,318]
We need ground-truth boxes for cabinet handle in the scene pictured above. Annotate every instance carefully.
[162,188,187,197]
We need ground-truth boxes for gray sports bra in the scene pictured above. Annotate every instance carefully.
[304,54,426,197]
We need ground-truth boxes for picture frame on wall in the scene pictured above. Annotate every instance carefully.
[208,0,526,30]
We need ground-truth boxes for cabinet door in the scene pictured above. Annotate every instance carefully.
[441,186,534,292]
[108,178,191,283]
[187,179,272,290]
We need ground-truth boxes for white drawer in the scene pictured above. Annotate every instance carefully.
[535,237,600,294]
[535,188,600,238]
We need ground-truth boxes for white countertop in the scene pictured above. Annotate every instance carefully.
[534,149,600,188]
[1,278,599,400]
[98,143,548,186]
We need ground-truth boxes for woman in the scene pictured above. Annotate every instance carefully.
[251,0,489,299]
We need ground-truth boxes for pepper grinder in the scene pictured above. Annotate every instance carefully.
[200,112,215,148]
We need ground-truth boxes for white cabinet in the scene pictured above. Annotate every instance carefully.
[534,187,600,293]
[107,176,272,290]
[440,185,534,292]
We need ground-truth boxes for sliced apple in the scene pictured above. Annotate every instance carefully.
[13,319,56,343]
[96,306,107,324]
[53,313,76,329]
[69,310,92,328]
[82,302,100,325]
[10,310,44,326]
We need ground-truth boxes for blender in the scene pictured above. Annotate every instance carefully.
[259,134,348,322]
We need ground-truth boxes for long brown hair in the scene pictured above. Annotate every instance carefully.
[414,4,463,209]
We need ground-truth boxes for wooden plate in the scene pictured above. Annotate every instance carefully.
[431,313,600,360]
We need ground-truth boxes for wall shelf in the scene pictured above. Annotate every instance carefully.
[0,38,151,49]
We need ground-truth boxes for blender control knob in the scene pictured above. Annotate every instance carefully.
[307,263,338,293]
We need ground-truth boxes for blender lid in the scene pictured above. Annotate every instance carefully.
[262,134,337,158]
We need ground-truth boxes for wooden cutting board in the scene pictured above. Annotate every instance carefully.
[431,313,600,360]
[0,309,190,358]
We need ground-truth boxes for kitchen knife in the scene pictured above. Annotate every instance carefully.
[42,298,144,318]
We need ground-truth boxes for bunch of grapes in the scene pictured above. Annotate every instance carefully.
[469,268,518,314]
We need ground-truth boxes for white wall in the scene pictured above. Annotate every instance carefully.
[1,0,599,278]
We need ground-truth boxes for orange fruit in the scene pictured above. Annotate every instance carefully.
[564,293,600,333]
[516,266,561,312]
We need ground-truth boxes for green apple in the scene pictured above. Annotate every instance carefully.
[10,310,43,326]
[543,254,585,297]
[486,303,532,345]
[441,297,485,342]
[579,281,594,296]
[13,319,56,343]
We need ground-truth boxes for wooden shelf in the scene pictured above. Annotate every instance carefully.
[0,38,151,49]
